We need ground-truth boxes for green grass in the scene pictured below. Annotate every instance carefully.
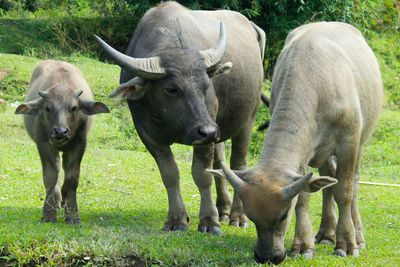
[0,53,399,265]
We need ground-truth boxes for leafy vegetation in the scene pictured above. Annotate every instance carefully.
[1,0,398,108]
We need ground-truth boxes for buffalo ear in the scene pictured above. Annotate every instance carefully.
[15,98,43,116]
[79,100,110,115]
[283,172,338,202]
[304,176,338,193]
[209,62,232,78]
[109,77,150,100]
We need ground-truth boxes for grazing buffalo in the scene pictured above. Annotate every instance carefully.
[95,1,265,233]
[16,60,110,224]
[208,22,383,264]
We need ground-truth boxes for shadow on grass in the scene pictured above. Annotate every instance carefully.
[0,205,164,229]
[0,205,256,265]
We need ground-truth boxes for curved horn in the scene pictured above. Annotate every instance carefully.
[200,22,228,72]
[282,172,313,202]
[220,161,246,193]
[74,89,83,97]
[94,35,166,80]
[38,91,49,98]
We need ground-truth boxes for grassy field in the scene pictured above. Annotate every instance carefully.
[0,52,399,266]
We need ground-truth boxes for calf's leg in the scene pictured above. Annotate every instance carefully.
[61,140,86,224]
[38,143,61,222]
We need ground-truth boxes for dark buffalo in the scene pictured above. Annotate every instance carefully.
[95,2,265,234]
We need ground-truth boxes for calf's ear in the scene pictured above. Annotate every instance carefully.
[15,98,43,115]
[209,62,232,78]
[109,77,150,100]
[80,100,110,115]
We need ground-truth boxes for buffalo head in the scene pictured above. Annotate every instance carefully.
[207,162,337,264]
[15,85,109,147]
[95,22,232,146]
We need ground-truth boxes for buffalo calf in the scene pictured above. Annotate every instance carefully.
[16,60,109,224]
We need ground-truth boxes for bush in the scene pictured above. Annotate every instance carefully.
[0,0,39,12]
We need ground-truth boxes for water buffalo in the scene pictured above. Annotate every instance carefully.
[208,22,383,264]
[95,2,265,233]
[15,60,110,224]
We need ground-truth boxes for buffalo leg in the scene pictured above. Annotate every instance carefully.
[192,144,221,234]
[316,156,338,245]
[332,138,359,257]
[352,147,365,250]
[61,139,86,224]
[229,128,251,228]
[38,143,61,222]
[213,142,232,221]
[146,142,189,231]
[289,191,315,259]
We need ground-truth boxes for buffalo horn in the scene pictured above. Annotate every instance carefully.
[282,172,313,202]
[74,89,83,97]
[200,22,228,72]
[94,35,167,80]
[38,91,49,98]
[220,161,246,193]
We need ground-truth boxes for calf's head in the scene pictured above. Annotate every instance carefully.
[95,22,232,146]
[207,162,337,265]
[16,85,109,146]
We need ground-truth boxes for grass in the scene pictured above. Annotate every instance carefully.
[0,53,399,266]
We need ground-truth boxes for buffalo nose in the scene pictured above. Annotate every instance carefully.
[270,253,285,265]
[53,127,69,138]
[197,124,219,142]
[254,249,286,265]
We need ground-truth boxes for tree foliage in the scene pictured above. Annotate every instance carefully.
[1,0,399,82]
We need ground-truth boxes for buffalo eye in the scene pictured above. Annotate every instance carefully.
[45,106,51,113]
[71,106,77,112]
[164,87,178,96]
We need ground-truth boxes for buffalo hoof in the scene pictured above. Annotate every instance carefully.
[41,217,57,223]
[229,219,249,228]
[219,215,229,222]
[334,249,347,257]
[289,244,314,259]
[302,249,315,259]
[163,223,188,232]
[350,248,360,257]
[65,217,81,225]
[358,243,366,250]
[315,232,335,245]
[198,225,222,235]
[42,209,57,223]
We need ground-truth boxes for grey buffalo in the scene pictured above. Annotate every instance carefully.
[95,2,265,233]
[208,22,383,264]
[16,60,110,224]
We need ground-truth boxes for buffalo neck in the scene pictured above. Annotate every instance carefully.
[258,75,318,177]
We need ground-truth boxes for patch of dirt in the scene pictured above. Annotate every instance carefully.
[0,69,12,82]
